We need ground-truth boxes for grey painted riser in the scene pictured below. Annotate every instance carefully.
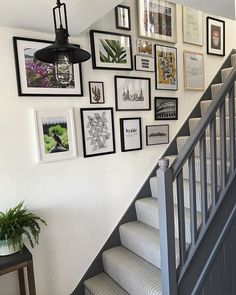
[102,246,162,295]
[119,221,179,269]
[150,176,211,212]
[177,136,230,160]
[200,98,236,117]
[135,197,201,243]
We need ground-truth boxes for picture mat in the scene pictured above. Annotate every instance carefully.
[183,7,203,46]
[146,125,169,145]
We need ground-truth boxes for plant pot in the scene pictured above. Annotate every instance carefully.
[0,239,21,256]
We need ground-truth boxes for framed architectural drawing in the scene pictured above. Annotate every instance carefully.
[138,0,177,43]
[207,17,225,56]
[115,5,131,30]
[183,50,204,90]
[120,118,142,152]
[114,76,151,111]
[183,7,203,46]
[89,81,105,104]
[155,44,178,90]
[34,109,77,163]
[13,37,83,96]
[146,125,169,145]
[155,97,178,120]
[135,55,154,72]
[80,108,116,157]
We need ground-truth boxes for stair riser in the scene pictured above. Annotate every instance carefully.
[221,67,233,83]
[200,99,236,117]
[231,54,236,67]
[85,288,93,295]
[211,82,236,99]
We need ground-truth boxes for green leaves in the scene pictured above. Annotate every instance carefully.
[0,201,47,251]
[99,39,127,64]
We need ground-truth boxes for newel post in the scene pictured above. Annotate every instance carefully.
[157,158,177,295]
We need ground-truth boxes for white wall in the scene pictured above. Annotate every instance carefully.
[0,1,236,294]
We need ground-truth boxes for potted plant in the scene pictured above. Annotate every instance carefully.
[0,201,47,256]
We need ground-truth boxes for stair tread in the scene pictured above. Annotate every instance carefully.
[119,220,179,268]
[102,246,162,295]
[84,272,128,295]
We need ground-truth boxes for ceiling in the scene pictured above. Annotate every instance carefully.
[0,0,122,36]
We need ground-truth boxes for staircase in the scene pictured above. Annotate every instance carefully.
[73,51,236,295]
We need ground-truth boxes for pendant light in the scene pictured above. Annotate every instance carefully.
[34,0,91,86]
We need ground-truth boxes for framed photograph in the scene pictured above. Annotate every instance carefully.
[120,118,142,152]
[207,17,225,56]
[136,39,154,57]
[80,108,115,157]
[90,30,133,70]
[155,44,178,90]
[89,81,105,104]
[183,7,203,46]
[135,55,154,72]
[114,76,151,111]
[183,50,204,90]
[115,5,131,30]
[138,0,177,43]
[146,125,169,145]
[34,109,77,163]
[13,37,83,96]
[155,97,178,120]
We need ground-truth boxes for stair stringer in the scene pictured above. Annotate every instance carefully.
[71,49,236,295]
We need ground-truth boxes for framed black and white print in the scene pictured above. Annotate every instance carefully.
[114,76,151,111]
[80,108,116,158]
[207,17,225,56]
[135,55,154,72]
[146,125,169,145]
[120,118,142,152]
[115,5,131,30]
[89,81,105,104]
[90,30,133,70]
[13,37,83,96]
[155,97,178,120]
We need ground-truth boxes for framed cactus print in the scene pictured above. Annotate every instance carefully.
[89,81,105,104]
[90,30,133,70]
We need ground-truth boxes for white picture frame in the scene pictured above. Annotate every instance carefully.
[136,39,154,57]
[184,50,204,90]
[183,6,203,46]
[135,55,154,72]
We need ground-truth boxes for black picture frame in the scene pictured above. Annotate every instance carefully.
[114,76,151,111]
[89,81,105,104]
[90,30,133,71]
[80,108,116,158]
[115,5,131,31]
[146,125,169,146]
[120,118,142,152]
[155,97,178,120]
[207,17,225,56]
[13,36,83,97]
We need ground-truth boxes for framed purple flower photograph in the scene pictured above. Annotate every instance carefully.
[13,37,83,96]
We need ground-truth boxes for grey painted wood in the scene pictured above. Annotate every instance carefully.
[157,158,177,295]
[229,85,236,173]
[210,117,217,207]
[220,101,227,189]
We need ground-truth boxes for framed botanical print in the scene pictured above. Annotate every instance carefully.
[183,50,204,90]
[155,44,178,90]
[80,108,116,157]
[135,55,154,72]
[183,6,203,46]
[90,30,133,70]
[34,109,77,163]
[207,17,225,56]
[146,125,169,145]
[155,97,178,120]
[89,81,105,104]
[138,0,177,43]
[13,37,83,96]
[114,76,151,111]
[120,118,142,152]
[115,5,131,30]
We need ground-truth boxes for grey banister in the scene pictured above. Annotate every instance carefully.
[171,66,236,179]
[157,158,177,295]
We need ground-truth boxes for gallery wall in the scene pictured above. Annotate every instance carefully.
[0,1,236,294]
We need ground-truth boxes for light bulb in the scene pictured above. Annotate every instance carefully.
[54,52,74,86]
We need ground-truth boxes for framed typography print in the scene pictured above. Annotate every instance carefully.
[80,108,115,157]
[155,97,178,120]
[183,6,203,46]
[155,44,178,90]
[146,125,169,145]
[13,37,83,96]
[207,17,225,56]
[114,76,151,111]
[115,5,131,30]
[120,118,142,152]
[135,55,154,72]
[90,30,133,70]
[34,109,77,163]
[183,50,204,90]
[89,81,105,104]
[138,0,177,43]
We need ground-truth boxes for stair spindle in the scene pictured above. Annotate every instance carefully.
[229,85,236,172]
[220,100,227,189]
[210,117,217,207]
